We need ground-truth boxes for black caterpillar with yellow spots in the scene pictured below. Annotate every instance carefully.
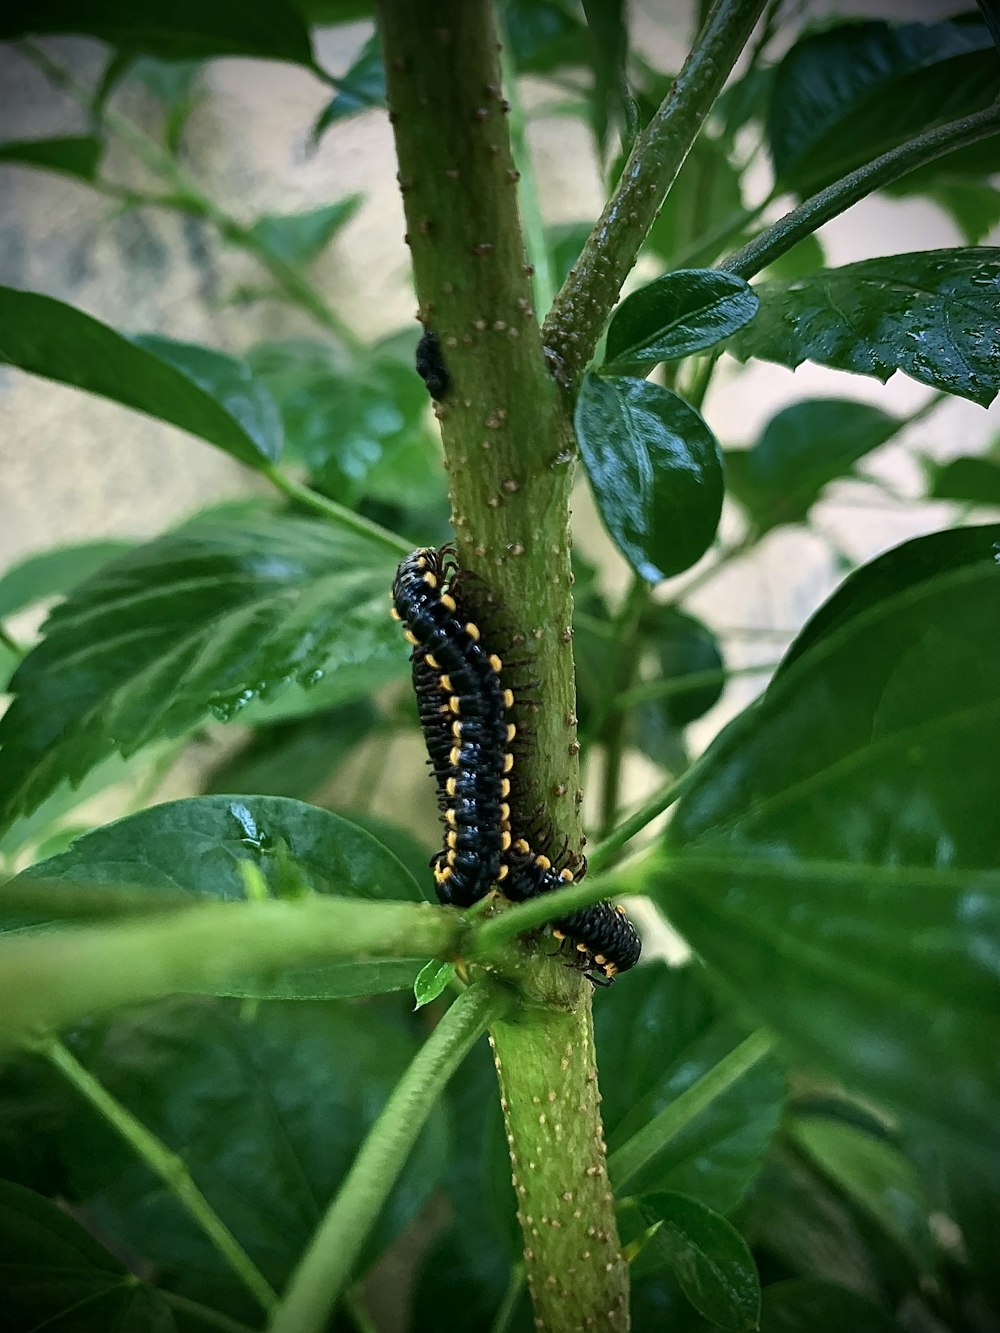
[392,545,640,981]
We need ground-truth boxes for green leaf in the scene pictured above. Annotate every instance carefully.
[0,517,404,831]
[646,136,744,266]
[245,196,363,266]
[777,524,1000,681]
[725,399,901,533]
[788,1115,934,1269]
[641,606,725,729]
[656,538,1000,1156]
[604,270,758,374]
[729,249,1000,407]
[548,220,594,288]
[0,1179,177,1332]
[598,962,785,1213]
[767,20,1000,196]
[0,541,132,619]
[581,0,628,155]
[575,374,724,582]
[9,795,429,996]
[312,31,386,140]
[885,139,1000,244]
[414,959,456,1008]
[0,0,315,65]
[504,0,591,75]
[926,454,1000,505]
[55,999,448,1314]
[758,1279,904,1333]
[640,1191,761,1332]
[0,289,284,467]
[760,232,824,284]
[0,135,103,182]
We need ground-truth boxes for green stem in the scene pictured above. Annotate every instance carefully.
[262,464,411,555]
[665,192,773,273]
[342,1287,379,1333]
[160,1292,259,1333]
[665,534,755,608]
[722,103,1000,281]
[586,768,696,876]
[498,36,555,318]
[542,0,767,391]
[597,575,650,840]
[490,1266,526,1333]
[268,981,509,1333]
[608,1030,776,1191]
[21,41,360,347]
[45,1038,276,1312]
[613,660,780,711]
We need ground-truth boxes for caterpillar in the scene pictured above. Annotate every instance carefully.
[392,546,641,981]
[415,328,450,401]
[392,547,515,907]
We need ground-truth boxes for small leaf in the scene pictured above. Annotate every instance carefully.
[245,196,363,266]
[0,0,315,65]
[0,1180,177,1332]
[312,32,386,140]
[767,20,1000,196]
[9,795,430,995]
[606,269,758,374]
[0,517,404,830]
[758,1279,904,1333]
[0,289,283,467]
[655,533,1000,1155]
[729,249,1000,407]
[0,542,132,620]
[926,454,1000,505]
[725,399,901,533]
[575,374,723,582]
[640,1191,761,1332]
[414,960,456,1009]
[0,135,102,182]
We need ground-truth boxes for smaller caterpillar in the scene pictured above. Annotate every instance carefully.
[415,328,450,401]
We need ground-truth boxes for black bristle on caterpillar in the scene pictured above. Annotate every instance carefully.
[415,328,450,400]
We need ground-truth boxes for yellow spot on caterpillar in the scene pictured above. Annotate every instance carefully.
[535,854,551,870]
[559,869,574,882]
[445,809,457,826]
[423,571,438,588]
[506,723,516,742]
[514,838,530,854]
[593,954,606,966]
[465,621,480,641]
[403,629,418,646]
[452,720,462,738]
[447,849,457,867]
[605,964,618,978]
[435,864,453,883]
[450,746,461,766]
[501,778,511,798]
[552,929,565,941]
[497,864,509,882]
[489,653,502,673]
[502,689,515,709]
[576,942,588,954]
[447,830,458,848]
[389,607,401,621]
[440,593,457,612]
[439,674,453,692]
[446,776,458,797]
[499,803,510,822]
[501,830,512,851]
[503,753,514,773]
[449,696,461,715]
[426,653,440,669]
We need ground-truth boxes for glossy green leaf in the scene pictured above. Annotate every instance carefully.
[0,541,132,620]
[245,196,363,267]
[0,1179,177,1332]
[598,963,785,1213]
[729,249,1000,407]
[413,959,456,1008]
[778,524,1000,680]
[604,270,758,374]
[247,334,443,510]
[505,0,590,74]
[789,1116,934,1269]
[640,1191,760,1332]
[575,374,724,582]
[758,1279,904,1333]
[0,289,283,467]
[8,794,430,994]
[0,135,103,182]
[656,540,1000,1155]
[725,399,901,533]
[312,32,386,139]
[926,454,1000,505]
[646,136,744,266]
[0,518,404,830]
[767,20,1000,196]
[55,999,448,1316]
[0,0,315,65]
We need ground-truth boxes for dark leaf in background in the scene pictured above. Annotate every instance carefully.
[885,138,1000,245]
[724,399,901,533]
[767,20,1000,196]
[639,1191,761,1332]
[312,31,386,139]
[504,0,591,74]
[7,794,430,994]
[245,196,363,266]
[729,249,1000,407]
[0,518,403,830]
[288,0,372,21]
[0,1180,177,1333]
[0,542,132,620]
[645,136,745,267]
[657,533,1000,1155]
[759,232,824,283]
[0,290,283,468]
[598,962,786,1213]
[926,453,1000,505]
[56,1000,448,1318]
[758,1279,905,1333]
[548,220,594,288]
[575,374,724,582]
[0,135,103,182]
[247,334,443,510]
[604,269,758,374]
[0,0,316,65]
[582,0,629,156]
[640,605,725,730]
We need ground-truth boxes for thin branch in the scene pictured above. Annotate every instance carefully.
[542,0,767,391]
[262,464,411,556]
